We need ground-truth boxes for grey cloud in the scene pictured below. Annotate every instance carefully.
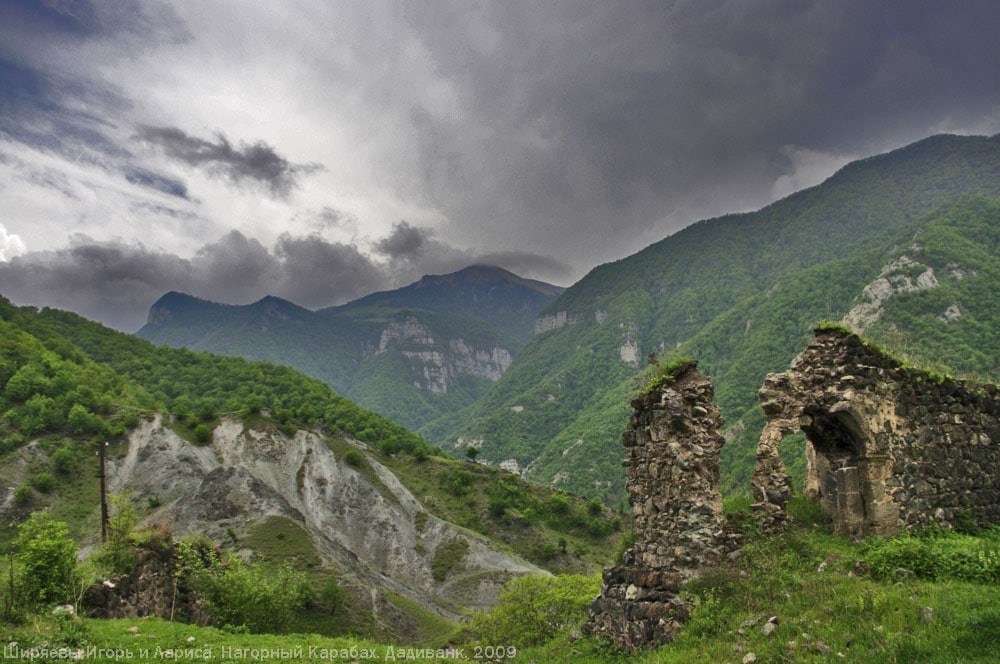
[273,234,385,309]
[136,125,324,198]
[0,224,571,331]
[374,221,430,260]
[396,0,1000,260]
[124,167,188,198]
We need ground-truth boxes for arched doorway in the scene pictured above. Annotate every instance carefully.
[801,406,897,537]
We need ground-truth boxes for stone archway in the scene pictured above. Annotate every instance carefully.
[801,406,876,537]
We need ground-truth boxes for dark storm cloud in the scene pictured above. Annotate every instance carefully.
[398,0,1000,254]
[136,125,324,198]
[374,221,430,260]
[0,224,571,331]
[273,234,386,309]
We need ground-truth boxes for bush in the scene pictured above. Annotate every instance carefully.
[13,484,32,507]
[192,557,314,633]
[193,424,213,444]
[16,512,78,606]
[344,449,364,468]
[29,471,56,494]
[467,574,600,647]
[96,492,140,576]
[863,528,1000,582]
[51,446,75,474]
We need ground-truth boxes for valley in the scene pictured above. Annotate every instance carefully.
[2,133,1000,660]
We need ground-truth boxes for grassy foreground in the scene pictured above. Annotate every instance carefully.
[4,500,999,663]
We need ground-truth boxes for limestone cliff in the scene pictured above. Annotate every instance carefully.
[108,416,540,623]
[371,315,513,394]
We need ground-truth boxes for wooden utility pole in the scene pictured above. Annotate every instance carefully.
[99,441,109,543]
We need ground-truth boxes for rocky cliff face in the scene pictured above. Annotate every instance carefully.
[109,417,540,622]
[373,315,513,394]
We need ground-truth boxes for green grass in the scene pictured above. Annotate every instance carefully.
[377,452,626,574]
[4,502,999,662]
[241,516,322,569]
[515,519,1000,662]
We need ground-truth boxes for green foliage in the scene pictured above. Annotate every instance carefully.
[50,446,75,474]
[195,557,315,633]
[192,423,213,444]
[0,310,150,441]
[343,448,364,468]
[638,356,696,396]
[96,492,141,576]
[465,445,479,461]
[29,471,55,493]
[431,537,469,582]
[862,527,1000,583]
[174,539,314,634]
[440,468,473,497]
[15,512,77,606]
[467,574,600,647]
[1,301,436,458]
[614,529,636,564]
[13,484,32,507]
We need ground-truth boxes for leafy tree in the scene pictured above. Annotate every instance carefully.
[192,424,213,444]
[467,574,600,647]
[16,512,77,606]
[465,446,480,462]
[192,555,314,633]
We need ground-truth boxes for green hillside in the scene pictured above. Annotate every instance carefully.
[424,134,1000,503]
[138,266,562,432]
[1,297,432,459]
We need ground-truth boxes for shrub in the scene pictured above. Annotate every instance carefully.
[467,574,600,647]
[431,538,470,582]
[13,484,32,507]
[192,557,314,633]
[192,424,213,444]
[96,492,140,576]
[344,449,364,468]
[29,471,56,493]
[51,446,75,474]
[16,512,77,606]
[863,528,1000,583]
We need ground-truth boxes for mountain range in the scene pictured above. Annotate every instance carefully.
[139,265,564,432]
[135,133,1000,506]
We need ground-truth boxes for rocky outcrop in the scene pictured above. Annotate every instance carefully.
[535,310,571,334]
[374,316,514,393]
[585,363,734,651]
[109,417,540,621]
[753,327,1000,536]
[842,255,939,330]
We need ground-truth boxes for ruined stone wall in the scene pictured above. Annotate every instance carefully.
[753,328,1000,536]
[585,362,735,651]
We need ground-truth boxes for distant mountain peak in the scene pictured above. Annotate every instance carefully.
[330,264,565,339]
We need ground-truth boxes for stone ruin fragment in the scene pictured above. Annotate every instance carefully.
[587,327,1000,650]
[584,361,737,651]
[753,327,1000,537]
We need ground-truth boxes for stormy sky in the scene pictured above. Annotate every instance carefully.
[2,1,999,331]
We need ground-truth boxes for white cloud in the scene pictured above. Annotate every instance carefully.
[0,223,26,261]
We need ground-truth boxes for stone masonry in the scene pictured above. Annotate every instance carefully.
[753,327,1000,537]
[585,362,733,651]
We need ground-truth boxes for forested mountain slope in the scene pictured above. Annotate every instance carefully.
[422,134,1000,504]
[0,297,623,640]
[138,265,562,431]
